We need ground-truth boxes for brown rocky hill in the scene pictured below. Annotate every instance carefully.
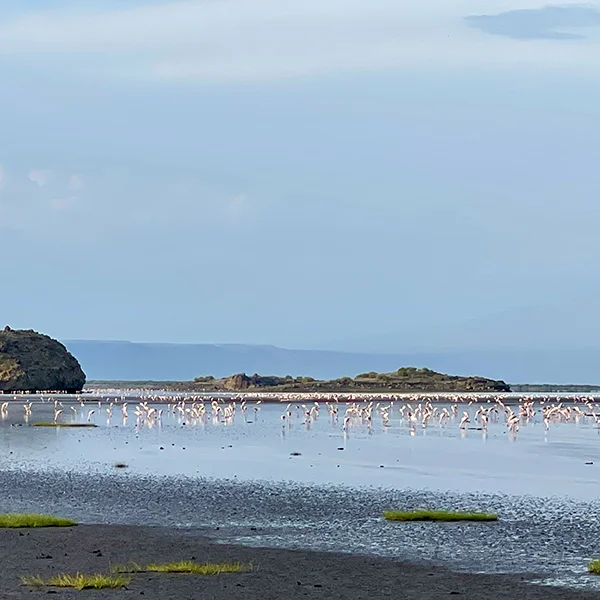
[0,327,86,393]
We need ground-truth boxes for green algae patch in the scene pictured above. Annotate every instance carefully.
[588,559,600,574]
[33,422,97,427]
[0,514,77,528]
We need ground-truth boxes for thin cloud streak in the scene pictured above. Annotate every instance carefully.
[0,0,599,82]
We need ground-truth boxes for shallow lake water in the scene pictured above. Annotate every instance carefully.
[1,392,600,589]
[2,393,599,498]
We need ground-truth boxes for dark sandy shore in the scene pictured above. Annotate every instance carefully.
[0,524,598,600]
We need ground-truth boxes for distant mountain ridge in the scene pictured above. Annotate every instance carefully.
[64,340,423,382]
[62,339,600,385]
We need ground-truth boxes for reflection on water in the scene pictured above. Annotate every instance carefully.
[1,393,600,499]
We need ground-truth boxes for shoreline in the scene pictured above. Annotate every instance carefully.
[1,523,599,599]
[3,409,600,595]
[6,388,600,402]
[3,389,516,399]
[2,469,600,587]
[0,391,585,404]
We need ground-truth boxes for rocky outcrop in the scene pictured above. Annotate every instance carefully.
[0,327,86,393]
[222,373,252,391]
[174,367,511,393]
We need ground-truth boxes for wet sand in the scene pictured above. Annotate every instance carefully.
[1,524,599,599]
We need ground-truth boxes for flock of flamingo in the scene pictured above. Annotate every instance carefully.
[1,392,600,438]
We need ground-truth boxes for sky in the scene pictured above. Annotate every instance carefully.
[1,0,600,349]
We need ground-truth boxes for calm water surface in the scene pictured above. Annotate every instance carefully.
[1,394,599,497]
[1,393,600,589]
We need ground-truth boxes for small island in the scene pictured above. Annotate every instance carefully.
[0,327,86,393]
[153,367,511,393]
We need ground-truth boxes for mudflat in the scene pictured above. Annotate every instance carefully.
[0,524,598,599]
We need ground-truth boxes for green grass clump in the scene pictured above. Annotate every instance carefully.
[383,510,498,522]
[113,561,252,575]
[588,560,600,574]
[0,514,77,528]
[34,422,98,428]
[21,573,130,590]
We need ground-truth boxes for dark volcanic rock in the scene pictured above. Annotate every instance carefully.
[0,327,86,393]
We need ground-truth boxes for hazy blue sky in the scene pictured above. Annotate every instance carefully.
[1,0,600,348]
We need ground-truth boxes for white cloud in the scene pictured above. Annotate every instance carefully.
[0,0,598,83]
[28,169,51,188]
[67,174,84,191]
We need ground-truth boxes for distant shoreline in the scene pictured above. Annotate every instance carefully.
[2,382,600,398]
[81,380,600,395]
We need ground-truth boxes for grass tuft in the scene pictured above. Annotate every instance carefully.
[113,561,252,575]
[0,514,77,528]
[21,573,130,590]
[589,560,600,574]
[34,423,98,428]
[383,510,498,522]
